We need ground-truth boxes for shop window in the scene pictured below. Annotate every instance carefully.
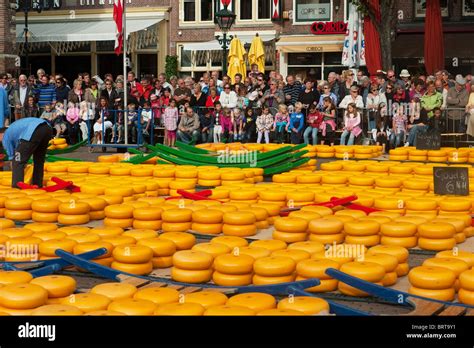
[287,52,343,80]
[201,0,213,21]
[324,52,343,65]
[180,47,193,68]
[239,0,271,22]
[288,53,322,65]
[293,0,332,23]
[414,0,449,18]
[183,0,196,21]
[138,54,157,78]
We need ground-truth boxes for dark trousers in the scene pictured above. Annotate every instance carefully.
[12,123,53,188]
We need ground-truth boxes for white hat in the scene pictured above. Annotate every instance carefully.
[455,74,466,85]
[399,69,411,78]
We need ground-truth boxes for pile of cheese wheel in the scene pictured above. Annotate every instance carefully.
[308,145,382,159]
[0,271,330,316]
[389,147,474,163]
[47,138,68,151]
[407,250,474,302]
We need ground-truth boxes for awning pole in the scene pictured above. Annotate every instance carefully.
[123,0,128,145]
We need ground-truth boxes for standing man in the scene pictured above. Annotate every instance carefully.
[2,117,52,188]
[35,75,56,113]
[173,79,192,109]
[12,75,34,121]
[283,75,302,107]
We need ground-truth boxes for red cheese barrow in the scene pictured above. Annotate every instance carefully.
[17,177,81,192]
[279,195,381,217]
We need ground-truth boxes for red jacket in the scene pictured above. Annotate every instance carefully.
[306,111,323,128]
[206,95,220,108]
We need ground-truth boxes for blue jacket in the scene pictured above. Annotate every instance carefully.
[2,118,49,159]
[289,112,305,132]
[0,88,10,127]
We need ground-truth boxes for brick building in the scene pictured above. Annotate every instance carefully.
[1,0,473,80]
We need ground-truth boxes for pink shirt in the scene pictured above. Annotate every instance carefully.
[66,107,79,123]
[344,112,362,137]
[163,107,179,131]
[220,115,233,132]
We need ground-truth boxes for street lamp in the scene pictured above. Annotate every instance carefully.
[215,4,236,77]
[23,0,43,76]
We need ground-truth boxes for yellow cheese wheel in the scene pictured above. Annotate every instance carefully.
[236,246,270,260]
[73,241,114,258]
[0,283,48,309]
[90,226,123,237]
[57,213,90,225]
[137,238,176,257]
[191,210,223,224]
[340,262,386,283]
[408,266,456,289]
[57,202,90,215]
[57,226,90,235]
[4,197,33,210]
[433,217,466,233]
[252,273,296,285]
[418,237,456,251]
[222,212,256,226]
[363,254,398,272]
[288,211,321,222]
[108,298,156,315]
[277,296,329,315]
[395,262,410,276]
[191,242,230,258]
[418,222,456,239]
[39,239,77,256]
[66,233,101,244]
[104,187,134,197]
[213,254,254,275]
[30,304,83,316]
[100,236,135,248]
[405,199,438,211]
[132,219,162,230]
[160,232,196,250]
[226,292,276,312]
[191,223,222,235]
[172,250,214,270]
[103,217,133,229]
[0,218,15,229]
[154,302,205,316]
[104,204,134,219]
[113,245,153,264]
[408,286,455,301]
[162,208,193,223]
[91,283,137,301]
[151,256,173,268]
[271,249,310,263]
[380,221,417,237]
[296,259,340,280]
[349,176,375,186]
[338,281,381,297]
[78,198,107,212]
[59,293,111,313]
[171,267,212,283]
[367,245,409,263]
[222,224,257,237]
[287,241,325,254]
[296,276,338,293]
[122,229,158,241]
[272,217,307,233]
[98,195,124,205]
[381,235,418,248]
[4,209,32,221]
[439,199,472,212]
[31,199,61,213]
[32,231,66,241]
[308,233,344,244]
[183,291,228,309]
[203,305,256,316]
[111,261,153,275]
[211,271,252,286]
[422,257,469,277]
[253,256,296,277]
[0,271,33,285]
[272,230,307,243]
[0,227,33,238]
[334,210,367,220]
[258,190,288,202]
[436,250,474,268]
[344,234,380,247]
[458,288,474,305]
[133,287,180,306]
[161,222,191,232]
[381,271,398,286]
[211,236,248,249]
[89,210,105,220]
[344,220,380,236]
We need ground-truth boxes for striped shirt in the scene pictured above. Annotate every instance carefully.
[35,83,56,107]
[283,82,303,106]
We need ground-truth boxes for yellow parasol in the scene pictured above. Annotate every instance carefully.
[248,34,265,73]
[227,36,247,84]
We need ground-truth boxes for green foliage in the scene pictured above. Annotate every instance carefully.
[350,0,370,16]
[165,55,178,80]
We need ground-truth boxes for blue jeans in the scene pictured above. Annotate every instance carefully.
[303,126,318,145]
[201,129,213,143]
[177,130,200,144]
[340,130,355,145]
[408,125,428,146]
[389,131,405,148]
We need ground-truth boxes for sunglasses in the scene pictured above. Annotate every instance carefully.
[224,86,230,89]
[386,87,393,90]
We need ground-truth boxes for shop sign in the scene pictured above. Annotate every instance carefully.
[15,0,62,10]
[310,21,347,35]
[77,0,131,6]
[306,46,323,52]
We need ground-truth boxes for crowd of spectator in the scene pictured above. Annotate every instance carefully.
[0,66,473,151]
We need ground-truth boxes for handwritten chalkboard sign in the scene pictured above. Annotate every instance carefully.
[416,131,441,150]
[433,167,469,196]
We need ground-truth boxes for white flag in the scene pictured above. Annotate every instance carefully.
[342,3,366,67]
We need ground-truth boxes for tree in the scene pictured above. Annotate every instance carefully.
[351,0,398,70]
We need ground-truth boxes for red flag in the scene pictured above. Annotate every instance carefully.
[363,0,382,76]
[424,0,445,74]
[114,0,123,56]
